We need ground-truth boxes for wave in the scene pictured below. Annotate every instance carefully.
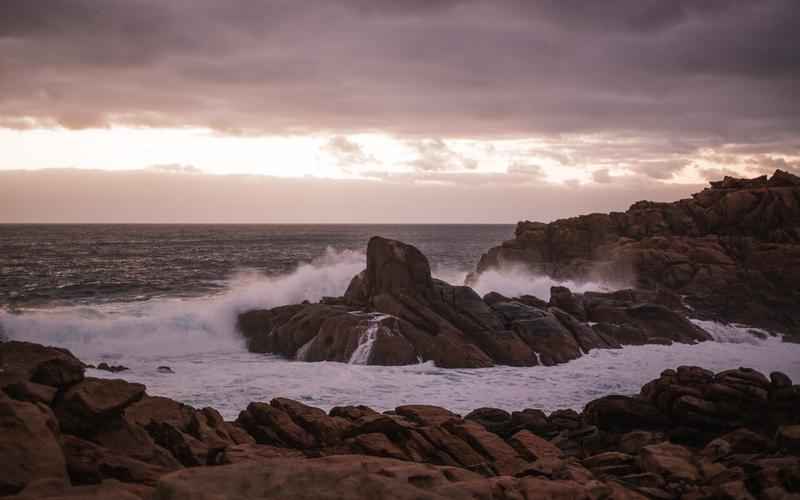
[468,264,616,301]
[0,247,366,360]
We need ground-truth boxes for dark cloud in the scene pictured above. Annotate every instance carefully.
[0,0,797,158]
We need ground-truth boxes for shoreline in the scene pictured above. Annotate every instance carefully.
[2,339,799,498]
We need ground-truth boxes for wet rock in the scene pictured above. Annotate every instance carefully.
[156,366,174,374]
[96,362,129,373]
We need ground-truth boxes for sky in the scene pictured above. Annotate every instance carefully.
[1,0,799,222]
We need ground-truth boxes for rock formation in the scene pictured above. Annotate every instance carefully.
[238,236,711,368]
[2,340,800,499]
[474,170,800,336]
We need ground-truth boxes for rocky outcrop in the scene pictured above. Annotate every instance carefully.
[2,340,800,498]
[474,170,800,335]
[238,237,711,368]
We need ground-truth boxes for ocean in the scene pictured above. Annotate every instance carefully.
[2,223,799,419]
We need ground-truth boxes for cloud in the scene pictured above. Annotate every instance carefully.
[633,160,689,180]
[0,0,796,159]
[148,163,203,174]
[0,168,703,223]
[322,136,378,171]
[592,169,612,184]
[506,163,544,178]
[407,139,478,172]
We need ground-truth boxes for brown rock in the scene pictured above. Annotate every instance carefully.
[396,405,460,427]
[508,430,562,461]
[56,378,146,435]
[0,394,68,495]
[236,402,316,449]
[777,425,800,452]
[638,442,700,483]
[61,434,167,486]
[0,341,84,390]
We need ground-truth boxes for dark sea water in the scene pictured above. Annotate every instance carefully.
[0,224,512,309]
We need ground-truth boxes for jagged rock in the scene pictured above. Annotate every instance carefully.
[474,170,800,335]
[0,393,68,496]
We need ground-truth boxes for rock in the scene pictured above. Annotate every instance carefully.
[156,366,174,374]
[13,479,151,500]
[777,425,800,452]
[510,408,554,435]
[0,393,69,495]
[61,434,168,486]
[464,407,511,435]
[270,398,351,446]
[0,341,84,390]
[584,396,669,432]
[771,371,793,389]
[508,430,562,461]
[96,362,129,373]
[582,452,638,477]
[445,420,527,475]
[396,405,460,427]
[56,378,146,435]
[4,380,57,405]
[155,455,492,500]
[639,442,700,483]
[236,402,316,449]
[473,170,800,335]
[619,431,660,455]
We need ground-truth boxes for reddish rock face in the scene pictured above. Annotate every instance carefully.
[474,170,800,335]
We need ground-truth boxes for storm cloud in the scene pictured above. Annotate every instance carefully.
[1,0,797,150]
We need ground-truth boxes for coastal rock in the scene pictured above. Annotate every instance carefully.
[0,341,84,390]
[474,170,800,336]
[0,393,69,495]
[3,340,800,499]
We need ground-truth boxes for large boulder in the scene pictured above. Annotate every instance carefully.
[0,393,69,495]
[473,170,800,336]
[0,341,84,390]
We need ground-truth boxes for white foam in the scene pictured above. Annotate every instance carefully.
[469,264,617,301]
[691,319,773,345]
[0,247,365,359]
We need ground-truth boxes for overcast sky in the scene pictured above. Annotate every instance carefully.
[1,0,798,222]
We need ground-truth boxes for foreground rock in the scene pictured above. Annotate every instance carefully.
[2,340,800,498]
[474,169,800,336]
[238,236,709,367]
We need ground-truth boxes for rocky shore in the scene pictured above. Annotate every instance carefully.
[237,236,714,368]
[2,339,800,499]
[474,170,800,336]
